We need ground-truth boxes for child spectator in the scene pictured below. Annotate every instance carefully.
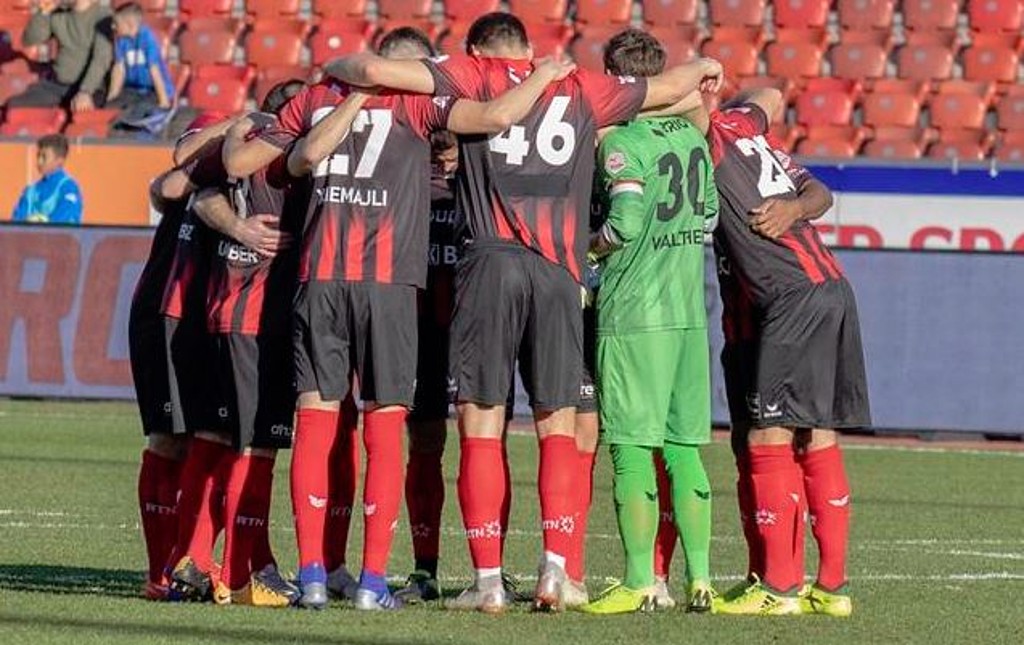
[107,3,174,114]
[11,134,84,225]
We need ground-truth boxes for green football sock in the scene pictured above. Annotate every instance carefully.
[662,442,712,585]
[609,443,658,590]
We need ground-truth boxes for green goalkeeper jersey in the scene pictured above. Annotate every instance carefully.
[595,116,719,335]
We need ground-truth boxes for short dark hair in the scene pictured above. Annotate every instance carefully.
[114,2,143,18]
[261,79,305,114]
[603,28,666,78]
[38,133,69,158]
[465,12,528,54]
[378,26,436,58]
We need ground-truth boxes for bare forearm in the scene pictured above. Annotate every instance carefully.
[451,69,553,134]
[796,178,833,221]
[324,53,435,94]
[174,119,233,166]
[643,59,721,110]
[150,64,170,107]
[288,93,368,176]
[193,189,242,240]
[107,65,124,101]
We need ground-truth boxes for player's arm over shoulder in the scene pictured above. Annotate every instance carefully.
[720,87,783,134]
[323,52,438,94]
[592,129,647,254]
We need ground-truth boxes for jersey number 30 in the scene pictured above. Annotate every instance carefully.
[488,96,576,167]
[735,135,796,198]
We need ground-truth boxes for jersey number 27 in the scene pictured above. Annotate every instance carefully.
[310,107,393,179]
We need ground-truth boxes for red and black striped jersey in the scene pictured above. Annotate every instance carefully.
[708,104,844,310]
[261,80,454,287]
[132,187,187,323]
[206,123,302,336]
[159,140,228,320]
[421,55,647,282]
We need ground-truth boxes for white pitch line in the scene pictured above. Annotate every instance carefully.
[842,443,1024,458]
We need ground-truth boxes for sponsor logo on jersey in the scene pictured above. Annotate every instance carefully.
[270,424,292,437]
[428,55,450,64]
[177,223,194,241]
[432,96,452,110]
[617,75,637,84]
[604,151,627,175]
[218,239,263,267]
[428,243,459,267]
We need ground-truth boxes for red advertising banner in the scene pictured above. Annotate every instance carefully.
[0,224,151,398]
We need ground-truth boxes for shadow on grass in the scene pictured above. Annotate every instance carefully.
[0,613,435,645]
[0,565,142,598]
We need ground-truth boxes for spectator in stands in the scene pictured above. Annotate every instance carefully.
[107,2,175,133]
[9,0,113,114]
[11,134,84,225]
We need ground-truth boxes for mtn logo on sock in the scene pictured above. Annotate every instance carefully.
[308,495,327,509]
[828,495,850,508]
[754,509,778,526]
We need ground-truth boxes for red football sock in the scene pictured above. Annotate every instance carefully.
[406,448,445,563]
[499,440,512,559]
[749,443,803,593]
[290,408,339,569]
[361,408,407,576]
[325,398,359,571]
[735,452,765,578]
[222,454,276,590]
[538,435,578,565]
[139,450,178,584]
[798,444,851,591]
[653,452,678,580]
[170,436,230,573]
[458,437,505,570]
[565,448,596,582]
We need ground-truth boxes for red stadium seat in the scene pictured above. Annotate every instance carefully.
[994,130,1024,161]
[967,0,1024,33]
[796,136,860,158]
[996,87,1024,131]
[376,19,440,44]
[936,79,997,103]
[525,22,573,57]
[708,0,766,27]
[179,0,233,20]
[769,123,799,150]
[928,130,993,160]
[930,92,988,130]
[642,0,699,27]
[773,0,830,29]
[377,0,432,20]
[177,18,243,66]
[147,17,179,59]
[255,65,311,106]
[437,20,472,55]
[863,91,923,128]
[444,0,500,23]
[168,63,191,97]
[736,75,797,103]
[187,64,254,113]
[795,87,856,127]
[649,27,699,67]
[66,107,119,138]
[837,0,895,31]
[774,28,829,45]
[508,0,569,24]
[244,19,309,68]
[571,27,618,72]
[576,0,633,26]
[765,41,824,80]
[245,0,301,20]
[896,43,955,81]
[309,20,373,66]
[0,0,32,13]
[701,32,761,79]
[0,107,66,136]
[311,0,368,20]
[963,43,1020,86]
[119,0,166,15]
[903,0,961,33]
[863,125,934,158]
[830,42,889,81]
[872,77,931,101]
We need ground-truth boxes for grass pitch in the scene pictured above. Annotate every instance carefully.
[0,399,1021,644]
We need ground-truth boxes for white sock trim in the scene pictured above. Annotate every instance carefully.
[543,551,567,570]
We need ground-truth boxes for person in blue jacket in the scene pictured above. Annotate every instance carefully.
[12,134,84,224]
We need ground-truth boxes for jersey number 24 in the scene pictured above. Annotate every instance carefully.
[735,135,796,198]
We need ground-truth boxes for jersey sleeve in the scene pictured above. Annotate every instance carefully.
[257,87,309,149]
[420,55,484,99]
[598,129,647,243]
[718,103,770,137]
[51,179,83,224]
[577,69,648,129]
[402,94,456,139]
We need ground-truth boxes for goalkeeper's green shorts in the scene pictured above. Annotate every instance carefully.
[596,328,711,447]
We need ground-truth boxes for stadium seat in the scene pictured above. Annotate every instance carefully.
[0,107,66,137]
[863,90,923,128]
[736,75,797,102]
[524,22,573,57]
[708,0,766,28]
[994,131,1024,161]
[830,42,889,81]
[902,0,961,34]
[796,136,860,158]
[930,92,989,131]
[936,79,997,106]
[967,0,1024,34]
[896,44,955,81]
[862,126,933,158]
[177,18,243,66]
[650,28,698,67]
[0,60,35,106]
[168,63,192,98]
[837,0,895,32]
[444,0,500,23]
[996,87,1024,131]
[642,0,699,27]
[187,64,254,113]
[927,130,993,161]
[571,27,619,72]
[245,0,301,20]
[147,17,179,58]
[508,0,569,24]
[773,0,830,29]
[376,19,440,43]
[308,20,373,67]
[701,32,761,79]
[178,0,233,20]
[765,41,824,80]
[962,43,1020,86]
[0,0,31,13]
[122,0,167,15]
[244,19,309,68]
[774,27,829,45]
[377,0,432,21]
[575,0,633,26]
[311,0,368,20]
[795,86,856,127]
[769,123,799,150]
[872,77,931,101]
[255,65,311,105]
[437,21,472,55]
[65,108,119,138]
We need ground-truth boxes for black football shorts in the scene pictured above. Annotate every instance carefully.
[293,280,418,407]
[165,315,227,434]
[129,304,175,436]
[215,332,296,450]
[722,278,871,434]
[449,242,583,411]
[579,304,597,415]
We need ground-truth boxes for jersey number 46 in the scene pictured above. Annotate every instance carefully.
[487,96,576,167]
